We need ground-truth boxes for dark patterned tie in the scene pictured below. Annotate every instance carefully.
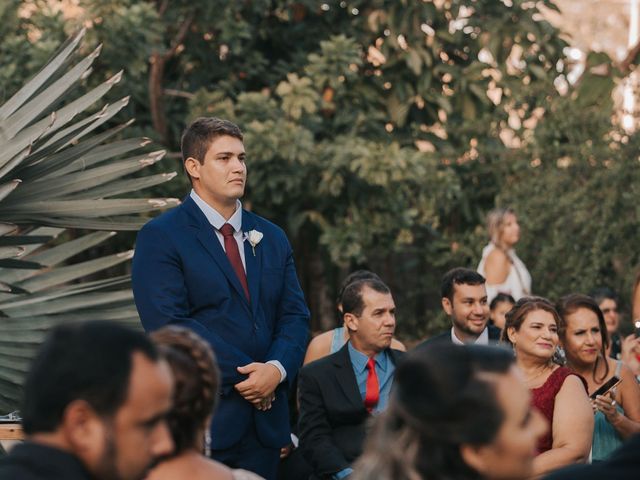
[219,223,249,300]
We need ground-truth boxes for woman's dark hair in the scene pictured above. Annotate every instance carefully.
[500,296,560,346]
[352,344,514,480]
[490,293,515,311]
[556,294,610,383]
[150,326,220,454]
[588,286,617,305]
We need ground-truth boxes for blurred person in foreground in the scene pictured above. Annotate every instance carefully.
[148,326,263,480]
[629,271,640,378]
[303,270,405,365]
[477,207,531,304]
[502,297,593,476]
[489,293,515,331]
[556,294,640,461]
[418,268,501,347]
[351,344,547,480]
[632,270,640,322]
[0,321,174,480]
[543,433,640,480]
[298,277,403,479]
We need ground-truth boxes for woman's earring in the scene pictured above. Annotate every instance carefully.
[204,429,211,457]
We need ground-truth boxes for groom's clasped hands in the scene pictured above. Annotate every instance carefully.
[235,362,282,410]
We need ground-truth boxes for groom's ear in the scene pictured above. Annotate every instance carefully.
[185,157,201,180]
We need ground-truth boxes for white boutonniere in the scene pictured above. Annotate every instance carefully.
[244,229,263,256]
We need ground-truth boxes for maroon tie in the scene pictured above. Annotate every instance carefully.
[219,223,249,300]
[364,357,379,413]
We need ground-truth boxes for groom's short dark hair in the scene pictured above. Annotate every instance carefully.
[441,268,485,302]
[181,117,243,165]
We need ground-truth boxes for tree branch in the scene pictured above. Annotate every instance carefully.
[148,13,194,144]
[620,39,640,75]
[163,14,194,61]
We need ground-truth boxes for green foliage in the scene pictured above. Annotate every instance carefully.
[499,90,640,310]
[0,30,176,412]
[8,0,633,341]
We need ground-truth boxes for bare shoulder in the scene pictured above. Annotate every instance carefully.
[484,248,510,283]
[147,455,234,480]
[303,330,334,365]
[557,374,589,400]
[390,337,406,351]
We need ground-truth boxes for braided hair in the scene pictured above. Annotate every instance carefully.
[150,326,220,454]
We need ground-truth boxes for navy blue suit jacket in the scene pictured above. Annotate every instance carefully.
[131,196,309,449]
[298,345,404,478]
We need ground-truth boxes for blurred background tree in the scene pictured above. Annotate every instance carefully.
[3,0,639,342]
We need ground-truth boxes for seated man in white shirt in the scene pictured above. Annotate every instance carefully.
[419,268,501,347]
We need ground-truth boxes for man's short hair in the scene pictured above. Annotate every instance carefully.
[341,278,391,317]
[21,321,159,435]
[441,268,486,302]
[337,270,381,305]
[181,117,243,166]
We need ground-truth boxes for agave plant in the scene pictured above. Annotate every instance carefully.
[0,29,178,412]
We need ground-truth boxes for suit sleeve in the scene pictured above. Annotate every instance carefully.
[298,366,351,477]
[132,222,252,391]
[265,234,310,383]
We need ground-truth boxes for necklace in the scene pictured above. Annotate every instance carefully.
[524,364,553,387]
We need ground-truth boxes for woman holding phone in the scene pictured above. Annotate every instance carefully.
[502,297,593,476]
[556,294,640,461]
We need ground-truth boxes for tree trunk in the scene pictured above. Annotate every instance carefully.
[149,53,168,144]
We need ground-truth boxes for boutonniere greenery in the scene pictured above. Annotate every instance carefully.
[244,229,263,256]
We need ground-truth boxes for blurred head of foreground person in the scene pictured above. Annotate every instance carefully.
[148,326,263,480]
[0,321,174,480]
[351,344,547,480]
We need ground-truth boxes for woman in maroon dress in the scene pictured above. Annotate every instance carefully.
[502,297,593,477]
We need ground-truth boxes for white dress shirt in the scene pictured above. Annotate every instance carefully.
[190,189,286,382]
[451,326,490,345]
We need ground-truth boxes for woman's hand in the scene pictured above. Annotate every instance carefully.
[593,392,621,424]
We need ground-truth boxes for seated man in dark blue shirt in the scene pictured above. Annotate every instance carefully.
[298,277,403,480]
[0,321,174,480]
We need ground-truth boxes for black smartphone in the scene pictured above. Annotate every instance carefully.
[590,376,622,400]
[635,320,640,337]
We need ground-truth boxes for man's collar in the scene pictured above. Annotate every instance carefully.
[451,325,489,345]
[347,341,388,373]
[190,189,242,232]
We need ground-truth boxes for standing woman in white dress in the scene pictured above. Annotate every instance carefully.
[477,207,531,303]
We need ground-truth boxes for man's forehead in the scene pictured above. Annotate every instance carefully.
[120,353,173,414]
[362,287,395,308]
[206,135,245,154]
[452,282,487,298]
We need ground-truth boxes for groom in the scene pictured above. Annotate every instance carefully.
[132,117,309,479]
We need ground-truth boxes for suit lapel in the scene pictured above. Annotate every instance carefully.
[184,197,251,312]
[242,211,262,317]
[333,344,365,410]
